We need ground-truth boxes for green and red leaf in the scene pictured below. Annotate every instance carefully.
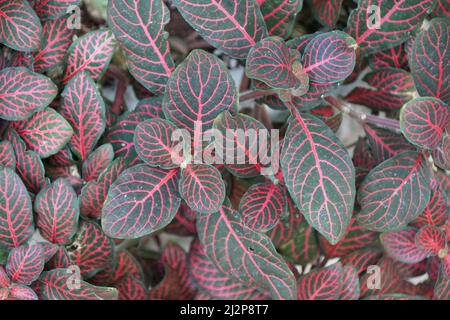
[297,263,343,300]
[258,0,303,38]
[33,0,81,20]
[380,227,428,263]
[0,140,16,169]
[6,244,44,285]
[310,0,343,28]
[415,225,447,257]
[412,189,450,228]
[82,144,114,182]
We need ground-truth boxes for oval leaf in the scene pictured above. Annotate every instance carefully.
[82,143,114,182]
[380,227,428,263]
[258,0,303,38]
[415,225,448,257]
[6,244,44,285]
[297,262,343,300]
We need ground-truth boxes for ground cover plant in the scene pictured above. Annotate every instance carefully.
[0,0,449,300]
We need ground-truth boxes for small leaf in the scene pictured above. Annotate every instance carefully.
[368,44,409,70]
[302,31,356,84]
[6,244,44,285]
[63,29,117,83]
[107,0,174,94]
[412,189,450,228]
[34,178,79,245]
[239,181,286,232]
[400,97,450,149]
[281,112,355,244]
[310,0,343,28]
[0,167,34,249]
[297,262,343,300]
[172,0,267,59]
[357,151,432,232]
[116,275,148,300]
[0,140,16,169]
[380,227,428,264]
[415,225,448,257]
[8,283,38,300]
[258,0,303,38]
[82,144,114,182]
[13,108,73,158]
[179,164,226,214]
[102,164,181,239]
[0,67,57,121]
[33,0,81,20]
[0,0,42,51]
[59,71,106,160]
[339,266,360,300]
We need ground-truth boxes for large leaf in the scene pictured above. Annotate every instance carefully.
[297,263,343,300]
[172,0,267,59]
[197,204,297,300]
[39,268,118,300]
[0,67,57,121]
[6,244,44,285]
[13,108,73,158]
[33,0,81,20]
[0,0,42,51]
[34,178,79,245]
[33,18,75,73]
[347,0,435,54]
[357,151,432,232]
[400,97,450,149]
[163,50,238,140]
[380,227,428,263]
[239,181,286,232]
[368,44,409,70]
[179,164,226,214]
[415,225,447,257]
[102,164,181,239]
[63,29,117,83]
[410,18,449,105]
[302,31,356,84]
[107,0,174,94]
[258,0,303,38]
[281,111,355,244]
[310,0,344,28]
[59,71,106,160]
[412,189,449,228]
[346,68,416,111]
[246,37,309,94]
[0,167,34,249]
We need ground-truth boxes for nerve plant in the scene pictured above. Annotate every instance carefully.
[0,0,449,300]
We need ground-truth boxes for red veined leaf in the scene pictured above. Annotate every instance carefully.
[400,97,450,149]
[67,220,115,279]
[346,68,416,111]
[411,189,449,228]
[59,71,106,160]
[310,0,343,28]
[13,108,73,158]
[179,164,226,214]
[239,181,286,232]
[297,262,343,300]
[39,268,118,300]
[33,18,75,73]
[102,164,181,239]
[380,227,428,263]
[197,203,297,300]
[82,143,114,182]
[340,266,360,300]
[16,150,48,195]
[393,259,427,279]
[6,244,44,285]
[357,151,432,232]
[45,246,72,269]
[352,136,376,170]
[39,242,58,262]
[340,248,382,275]
[0,167,34,249]
[309,105,343,133]
[246,37,309,94]
[165,203,197,236]
[33,0,81,20]
[46,147,75,167]
[107,0,174,94]
[433,134,450,170]
[319,218,379,259]
[63,29,117,83]
[134,96,165,119]
[4,128,26,158]
[0,265,10,287]
[163,50,238,139]
[290,81,339,111]
[34,178,79,245]
[7,283,38,300]
[172,0,267,59]
[368,44,409,70]
[0,67,57,121]
[432,0,450,17]
[80,157,126,218]
[415,225,447,257]
[258,0,303,38]
[149,242,196,300]
[364,124,414,165]
[442,254,450,279]
[302,31,356,84]
[281,111,355,244]
[286,33,316,54]
[347,0,435,55]
[410,18,449,104]
[278,218,321,267]
[0,0,42,51]
[116,275,148,300]
[365,294,426,300]
[188,238,268,299]
[134,118,181,169]
[0,140,16,169]
[212,111,273,178]
[434,267,450,300]
[0,46,33,70]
